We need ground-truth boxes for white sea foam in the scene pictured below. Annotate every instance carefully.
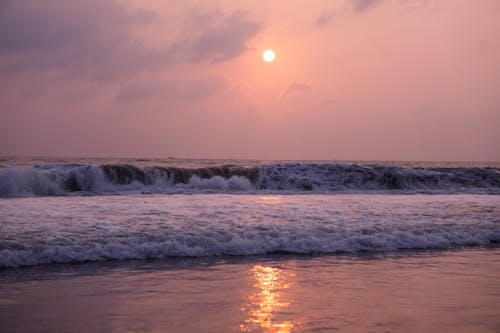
[1,194,498,268]
[177,175,254,191]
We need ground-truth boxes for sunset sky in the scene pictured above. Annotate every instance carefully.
[1,0,499,161]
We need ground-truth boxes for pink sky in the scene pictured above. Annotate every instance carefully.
[1,0,499,161]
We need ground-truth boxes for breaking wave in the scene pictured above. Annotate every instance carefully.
[1,163,499,197]
[1,190,498,268]
[1,221,498,268]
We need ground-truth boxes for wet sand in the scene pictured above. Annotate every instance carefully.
[1,248,499,333]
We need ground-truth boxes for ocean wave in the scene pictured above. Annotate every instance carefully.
[1,224,498,268]
[1,193,498,268]
[0,163,499,197]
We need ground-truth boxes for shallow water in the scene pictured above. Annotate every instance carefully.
[1,194,499,267]
[1,249,499,333]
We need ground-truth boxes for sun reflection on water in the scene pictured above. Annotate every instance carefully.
[240,265,294,333]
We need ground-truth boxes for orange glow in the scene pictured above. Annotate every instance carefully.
[256,196,283,204]
[240,265,294,333]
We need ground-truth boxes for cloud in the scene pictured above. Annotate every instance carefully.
[350,0,385,12]
[185,10,262,63]
[284,82,311,97]
[0,0,159,80]
[348,0,432,13]
[316,10,335,27]
[0,2,262,80]
[0,0,155,52]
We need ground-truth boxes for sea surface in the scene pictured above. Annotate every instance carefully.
[1,157,499,332]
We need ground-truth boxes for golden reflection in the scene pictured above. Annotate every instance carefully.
[240,265,294,332]
[256,196,284,205]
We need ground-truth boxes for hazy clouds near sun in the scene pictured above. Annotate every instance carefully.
[1,0,499,161]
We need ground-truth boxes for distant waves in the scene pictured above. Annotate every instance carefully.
[1,162,499,197]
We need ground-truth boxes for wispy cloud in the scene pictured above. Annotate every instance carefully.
[349,0,385,12]
[284,82,311,97]
[316,10,335,27]
[185,10,262,63]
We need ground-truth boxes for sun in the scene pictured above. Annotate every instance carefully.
[262,49,276,63]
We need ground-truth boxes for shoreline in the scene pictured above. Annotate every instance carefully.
[1,248,499,332]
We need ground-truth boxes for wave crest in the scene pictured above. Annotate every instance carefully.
[1,163,499,197]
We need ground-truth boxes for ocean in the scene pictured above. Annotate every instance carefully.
[1,157,499,332]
